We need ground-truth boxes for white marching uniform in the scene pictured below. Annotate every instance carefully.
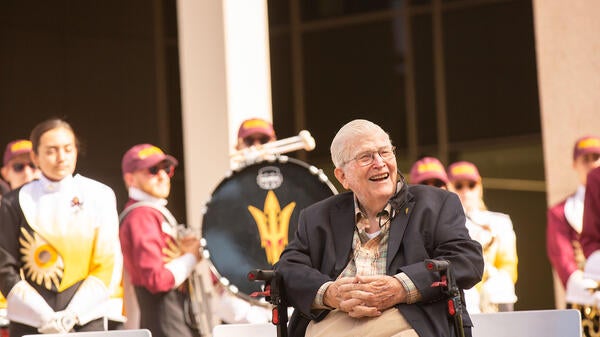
[0,174,122,335]
[463,210,518,313]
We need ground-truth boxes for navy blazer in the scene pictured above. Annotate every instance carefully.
[275,183,484,337]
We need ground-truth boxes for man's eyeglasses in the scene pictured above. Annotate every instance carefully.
[147,164,175,178]
[347,146,396,167]
[12,162,36,173]
[421,179,446,188]
[454,181,477,190]
[244,135,271,147]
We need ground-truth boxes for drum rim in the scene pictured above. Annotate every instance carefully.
[200,156,338,307]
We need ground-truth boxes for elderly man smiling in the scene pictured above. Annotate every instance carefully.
[276,119,483,337]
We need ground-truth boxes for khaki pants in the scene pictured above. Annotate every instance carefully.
[306,308,419,337]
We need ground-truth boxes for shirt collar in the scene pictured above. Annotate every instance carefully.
[39,174,75,193]
[128,187,168,206]
[353,181,402,221]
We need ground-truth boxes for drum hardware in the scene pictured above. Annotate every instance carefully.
[230,130,316,170]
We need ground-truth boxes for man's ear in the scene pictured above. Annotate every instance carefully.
[0,166,7,181]
[334,167,349,190]
[123,172,135,189]
[235,138,244,151]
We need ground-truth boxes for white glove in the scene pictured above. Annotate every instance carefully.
[482,270,517,304]
[584,251,600,281]
[38,316,66,334]
[6,280,55,328]
[65,276,109,325]
[37,310,78,334]
[565,270,597,306]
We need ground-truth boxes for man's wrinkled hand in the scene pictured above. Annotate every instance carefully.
[323,277,356,310]
[338,274,406,312]
[339,297,381,318]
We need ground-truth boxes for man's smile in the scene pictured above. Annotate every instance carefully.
[369,172,389,182]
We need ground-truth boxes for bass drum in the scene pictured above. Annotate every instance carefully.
[201,156,337,304]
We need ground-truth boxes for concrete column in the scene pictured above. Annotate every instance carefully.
[533,0,600,308]
[177,0,272,227]
[223,0,273,146]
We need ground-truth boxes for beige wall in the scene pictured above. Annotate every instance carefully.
[534,0,600,206]
[533,0,600,308]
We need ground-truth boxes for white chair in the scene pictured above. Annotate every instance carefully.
[470,309,582,337]
[24,329,152,337]
[212,323,276,337]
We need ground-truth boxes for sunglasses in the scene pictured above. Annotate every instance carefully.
[582,153,600,163]
[454,181,477,190]
[12,162,36,173]
[147,164,175,178]
[420,179,446,188]
[243,135,271,147]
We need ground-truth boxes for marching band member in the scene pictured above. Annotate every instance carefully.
[235,118,277,151]
[1,139,40,191]
[408,156,450,189]
[0,118,121,337]
[448,161,518,313]
[119,144,205,337]
[230,118,278,170]
[0,140,41,334]
[546,136,600,335]
[581,165,600,336]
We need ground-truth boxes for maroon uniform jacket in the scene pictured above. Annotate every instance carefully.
[547,197,584,287]
[119,199,200,337]
[582,167,600,258]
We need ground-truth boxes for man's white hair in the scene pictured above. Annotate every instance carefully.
[330,119,391,168]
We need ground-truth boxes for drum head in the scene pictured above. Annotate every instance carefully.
[202,157,336,302]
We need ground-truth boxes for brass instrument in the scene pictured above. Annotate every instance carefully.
[569,302,599,337]
[230,130,316,170]
[184,228,215,337]
[574,273,600,337]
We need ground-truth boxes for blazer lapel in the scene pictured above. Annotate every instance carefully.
[331,195,355,275]
[386,198,415,271]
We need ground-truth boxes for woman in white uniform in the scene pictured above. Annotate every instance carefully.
[447,161,518,313]
[0,118,121,337]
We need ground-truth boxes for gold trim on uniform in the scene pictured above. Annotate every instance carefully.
[162,236,182,263]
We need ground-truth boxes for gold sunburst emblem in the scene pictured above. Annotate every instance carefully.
[19,228,64,290]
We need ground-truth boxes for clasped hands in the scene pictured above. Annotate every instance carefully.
[323,275,406,318]
[38,310,79,334]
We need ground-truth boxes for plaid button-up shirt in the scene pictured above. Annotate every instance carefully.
[314,185,422,308]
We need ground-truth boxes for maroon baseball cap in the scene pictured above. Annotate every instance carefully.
[573,135,600,161]
[121,144,178,174]
[237,118,276,140]
[3,139,33,166]
[447,161,481,183]
[409,157,449,184]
